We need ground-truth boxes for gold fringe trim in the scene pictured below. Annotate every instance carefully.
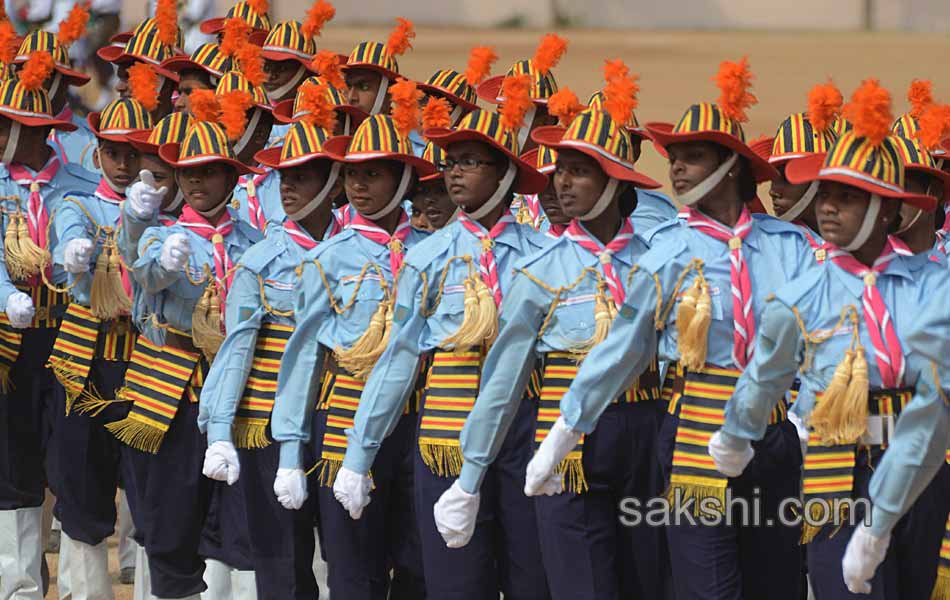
[90,243,131,321]
[72,391,128,417]
[105,417,164,454]
[555,455,588,494]
[418,437,464,477]
[47,357,87,414]
[931,566,950,600]
[233,418,271,449]
[0,365,12,394]
[314,458,342,488]
[665,476,728,516]
[800,500,851,545]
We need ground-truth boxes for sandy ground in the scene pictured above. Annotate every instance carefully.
[45,26,950,599]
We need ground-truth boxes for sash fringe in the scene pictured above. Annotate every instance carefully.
[418,438,464,478]
[314,458,342,488]
[233,419,271,449]
[666,475,728,516]
[933,567,950,600]
[800,500,851,545]
[555,455,588,494]
[48,356,87,414]
[105,415,165,454]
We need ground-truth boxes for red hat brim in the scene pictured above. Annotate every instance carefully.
[261,49,317,71]
[157,142,265,176]
[785,153,936,211]
[531,125,661,189]
[646,121,779,184]
[159,55,225,80]
[96,46,180,81]
[475,75,548,107]
[14,57,93,87]
[416,83,479,113]
[750,136,775,162]
[271,98,368,130]
[0,107,76,131]
[322,135,437,179]
[342,62,398,84]
[424,127,547,195]
[254,145,337,170]
[87,112,149,142]
[126,129,161,154]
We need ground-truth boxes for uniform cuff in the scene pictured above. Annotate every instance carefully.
[207,423,232,445]
[279,441,304,469]
[341,446,374,476]
[458,461,487,494]
[869,505,900,538]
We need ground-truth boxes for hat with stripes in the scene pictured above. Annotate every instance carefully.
[255,120,335,168]
[261,20,317,69]
[767,113,838,164]
[127,111,195,154]
[88,97,152,142]
[0,76,76,130]
[587,90,649,140]
[520,144,557,175]
[201,1,272,35]
[272,75,367,132]
[215,70,270,111]
[160,43,232,84]
[14,30,90,87]
[476,59,558,107]
[891,134,950,200]
[418,69,478,112]
[96,19,180,80]
[419,141,445,182]
[158,120,263,175]
[323,114,435,178]
[345,41,400,82]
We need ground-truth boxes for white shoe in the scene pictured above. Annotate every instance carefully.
[201,559,232,599]
[60,532,115,600]
[132,544,152,600]
[0,507,44,600]
[230,570,258,599]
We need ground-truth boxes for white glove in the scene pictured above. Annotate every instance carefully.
[708,430,755,478]
[126,170,168,220]
[842,524,890,594]
[5,292,34,329]
[159,233,192,272]
[202,441,241,485]
[63,238,95,274]
[332,466,372,520]
[434,480,480,548]
[273,468,308,510]
[525,416,581,496]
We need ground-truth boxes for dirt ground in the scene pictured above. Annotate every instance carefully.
[46,26,950,599]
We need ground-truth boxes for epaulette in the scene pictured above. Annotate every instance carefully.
[237,238,284,275]
[637,235,689,275]
[641,217,684,245]
[63,162,100,188]
[404,227,456,271]
[512,234,567,272]
[774,266,826,308]
[752,212,808,238]
[636,188,677,210]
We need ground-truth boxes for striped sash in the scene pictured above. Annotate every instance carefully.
[105,336,203,454]
[800,387,913,544]
[534,352,662,494]
[234,322,294,449]
[315,370,366,487]
[418,350,482,477]
[48,303,101,413]
[95,317,136,362]
[18,284,68,329]
[936,463,950,600]
[0,314,21,393]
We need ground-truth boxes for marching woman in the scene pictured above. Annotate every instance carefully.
[273,72,368,137]
[106,92,262,600]
[342,17,416,118]
[436,66,672,599]
[333,78,552,599]
[197,87,354,599]
[709,80,949,599]
[418,45,498,128]
[271,87,433,599]
[521,58,814,600]
[160,41,233,115]
[518,144,568,236]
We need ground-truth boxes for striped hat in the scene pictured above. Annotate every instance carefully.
[419,141,445,182]
[215,70,270,110]
[425,109,547,194]
[158,120,263,175]
[767,112,838,164]
[892,134,950,200]
[201,1,272,35]
[834,116,853,136]
[261,20,317,68]
[272,75,367,129]
[88,98,153,142]
[322,114,435,178]
[520,144,558,175]
[476,59,559,106]
[128,112,195,154]
[97,19,180,80]
[345,41,400,81]
[14,30,90,86]
[255,120,335,168]
[418,69,479,112]
[533,109,660,188]
[0,77,76,130]
[587,90,648,140]
[160,43,232,83]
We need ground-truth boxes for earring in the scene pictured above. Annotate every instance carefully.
[728,171,737,179]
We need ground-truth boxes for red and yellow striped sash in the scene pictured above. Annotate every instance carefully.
[234,322,294,449]
[418,350,482,477]
[315,370,366,487]
[936,461,950,600]
[48,303,101,412]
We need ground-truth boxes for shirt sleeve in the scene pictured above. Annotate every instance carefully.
[342,266,426,475]
[457,271,545,493]
[722,299,804,441]
[117,200,157,269]
[133,228,183,294]
[0,214,19,310]
[53,199,94,304]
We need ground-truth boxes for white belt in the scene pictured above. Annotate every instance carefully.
[859,414,896,446]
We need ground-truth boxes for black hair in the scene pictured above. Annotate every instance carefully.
[618,184,638,218]
[713,144,755,202]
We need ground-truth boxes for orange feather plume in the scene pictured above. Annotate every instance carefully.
[189,89,220,123]
[57,4,90,47]
[914,103,950,151]
[547,88,584,126]
[220,18,252,58]
[386,17,415,57]
[532,33,567,76]
[464,46,497,87]
[843,79,893,147]
[219,90,254,140]
[297,80,337,131]
[236,42,265,87]
[807,80,843,133]
[311,50,345,90]
[128,62,159,112]
[422,97,452,129]
[389,78,422,138]
[712,56,757,123]
[0,20,17,66]
[19,52,54,92]
[499,74,533,133]
[246,0,269,16]
[908,79,933,119]
[603,59,639,126]
[155,0,178,48]
[301,0,335,38]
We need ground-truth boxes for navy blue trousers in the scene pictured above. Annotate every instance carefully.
[200,477,254,571]
[660,416,804,600]
[807,453,950,600]
[414,395,550,600]
[535,400,672,600]
[0,328,57,509]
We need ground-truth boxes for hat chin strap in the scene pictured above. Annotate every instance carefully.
[516,105,537,153]
[1,121,20,164]
[196,196,231,218]
[266,65,307,104]
[370,77,391,115]
[579,177,621,222]
[842,194,882,252]
[675,152,738,206]
[364,163,412,220]
[233,108,263,156]
[99,159,128,194]
[342,114,353,135]
[48,72,62,102]
[894,207,922,235]
[287,162,342,221]
[165,189,185,213]
[450,104,464,126]
[778,180,820,222]
[466,160,517,221]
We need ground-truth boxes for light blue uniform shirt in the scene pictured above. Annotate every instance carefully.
[408,129,426,158]
[230,170,284,232]
[555,213,813,436]
[132,212,261,340]
[457,226,649,492]
[48,111,98,169]
[272,225,430,469]
[198,220,337,443]
[268,123,290,149]
[340,220,547,475]
[630,189,677,232]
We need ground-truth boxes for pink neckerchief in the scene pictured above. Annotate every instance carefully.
[348,211,412,278]
[177,206,236,307]
[546,223,567,239]
[8,156,60,276]
[825,236,907,388]
[679,205,756,368]
[283,216,342,251]
[936,205,950,254]
[238,173,269,232]
[565,219,634,306]
[457,212,515,307]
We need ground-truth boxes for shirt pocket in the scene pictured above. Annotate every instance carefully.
[337,273,387,337]
[666,278,726,328]
[551,294,598,347]
[261,276,295,314]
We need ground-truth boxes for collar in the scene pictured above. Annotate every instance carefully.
[680,209,761,251]
[568,221,637,268]
[827,252,915,297]
[455,216,526,251]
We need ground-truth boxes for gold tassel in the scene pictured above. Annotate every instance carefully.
[933,566,950,600]
[192,284,225,360]
[233,419,271,449]
[839,347,870,443]
[0,364,11,393]
[4,215,25,280]
[679,281,711,371]
[105,418,164,454]
[473,277,498,346]
[571,283,614,357]
[800,499,851,544]
[314,458,342,487]
[48,356,87,414]
[811,350,855,445]
[14,215,49,279]
[555,455,588,494]
[418,438,465,477]
[90,243,131,320]
[335,299,391,380]
[441,275,486,353]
